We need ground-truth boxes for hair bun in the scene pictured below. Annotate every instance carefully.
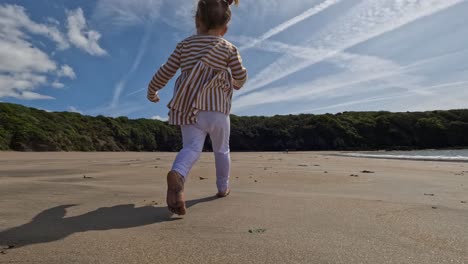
[227,0,234,5]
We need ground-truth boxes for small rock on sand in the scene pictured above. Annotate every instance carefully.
[361,170,375,174]
[199,177,207,180]
[350,174,359,177]
[249,228,267,234]
[461,201,467,204]
[432,206,438,209]
[424,193,435,196]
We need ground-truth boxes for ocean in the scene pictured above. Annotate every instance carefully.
[343,149,468,162]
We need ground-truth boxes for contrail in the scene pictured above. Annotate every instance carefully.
[240,0,465,96]
[239,0,342,51]
[232,41,468,111]
[126,87,146,97]
[110,25,152,108]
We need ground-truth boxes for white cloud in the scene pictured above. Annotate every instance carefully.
[58,65,77,79]
[0,4,67,100]
[46,17,60,26]
[0,4,69,50]
[0,6,59,74]
[15,91,55,100]
[0,73,49,99]
[67,8,107,56]
[241,0,465,96]
[51,81,65,89]
[68,106,83,114]
[0,4,90,100]
[0,35,57,74]
[151,115,168,121]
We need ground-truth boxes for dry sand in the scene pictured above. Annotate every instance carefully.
[0,152,467,264]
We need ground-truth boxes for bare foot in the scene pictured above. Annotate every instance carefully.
[216,189,231,198]
[167,171,186,215]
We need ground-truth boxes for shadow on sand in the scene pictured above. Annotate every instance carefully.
[0,196,218,250]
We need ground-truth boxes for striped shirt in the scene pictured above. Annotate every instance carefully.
[147,35,247,125]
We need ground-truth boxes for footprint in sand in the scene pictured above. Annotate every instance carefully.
[143,200,159,206]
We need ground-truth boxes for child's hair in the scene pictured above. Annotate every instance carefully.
[196,0,240,30]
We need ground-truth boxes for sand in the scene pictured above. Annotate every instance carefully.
[0,152,467,264]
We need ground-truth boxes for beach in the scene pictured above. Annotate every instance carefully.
[0,152,467,264]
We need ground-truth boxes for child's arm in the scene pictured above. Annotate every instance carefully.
[147,43,182,102]
[228,47,248,90]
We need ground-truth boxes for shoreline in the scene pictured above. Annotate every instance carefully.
[2,149,468,163]
[335,152,468,163]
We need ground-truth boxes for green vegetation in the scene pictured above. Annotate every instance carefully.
[1,103,468,152]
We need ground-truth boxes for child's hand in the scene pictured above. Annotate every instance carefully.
[232,78,243,90]
[147,92,160,103]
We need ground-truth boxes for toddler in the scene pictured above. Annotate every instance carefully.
[147,0,247,215]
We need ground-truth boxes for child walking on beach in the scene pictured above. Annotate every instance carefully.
[147,0,247,215]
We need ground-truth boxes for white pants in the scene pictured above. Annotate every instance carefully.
[172,111,231,192]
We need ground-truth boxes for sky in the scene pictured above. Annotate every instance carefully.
[0,0,467,120]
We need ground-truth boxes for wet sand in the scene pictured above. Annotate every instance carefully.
[0,152,467,264]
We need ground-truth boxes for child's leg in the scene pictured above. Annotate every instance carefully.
[197,112,231,193]
[172,125,207,181]
[167,125,207,215]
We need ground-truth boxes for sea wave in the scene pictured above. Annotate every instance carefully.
[342,153,468,162]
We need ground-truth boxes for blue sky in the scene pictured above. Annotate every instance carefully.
[0,0,467,120]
